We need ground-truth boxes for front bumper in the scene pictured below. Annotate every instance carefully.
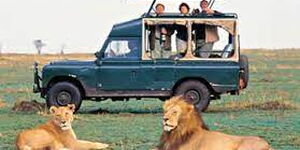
[33,62,42,93]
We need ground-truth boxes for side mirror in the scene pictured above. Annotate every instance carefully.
[95,51,104,59]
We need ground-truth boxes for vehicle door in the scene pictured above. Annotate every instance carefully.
[96,37,142,90]
[142,18,176,91]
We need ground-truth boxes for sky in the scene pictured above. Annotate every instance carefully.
[0,0,299,54]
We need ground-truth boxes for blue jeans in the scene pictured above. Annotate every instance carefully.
[151,39,171,59]
[195,39,214,58]
[176,38,187,54]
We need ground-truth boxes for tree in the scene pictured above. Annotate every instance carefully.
[33,40,46,55]
[60,43,66,55]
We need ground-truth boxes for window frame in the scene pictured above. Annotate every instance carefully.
[142,18,239,62]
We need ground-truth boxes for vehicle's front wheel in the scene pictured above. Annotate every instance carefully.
[174,80,211,112]
[47,82,82,112]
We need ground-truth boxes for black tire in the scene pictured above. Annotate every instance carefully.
[240,55,249,89]
[46,82,82,112]
[174,80,211,112]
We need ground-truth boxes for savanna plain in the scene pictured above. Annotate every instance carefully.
[0,49,299,150]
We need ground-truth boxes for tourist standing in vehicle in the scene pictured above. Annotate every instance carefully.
[155,3,165,15]
[193,0,220,58]
[179,2,190,16]
[174,3,190,58]
[149,3,174,59]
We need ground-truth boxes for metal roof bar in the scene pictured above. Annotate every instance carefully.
[145,0,157,17]
[209,0,216,8]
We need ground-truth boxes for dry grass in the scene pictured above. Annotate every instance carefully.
[0,88,31,94]
[209,99,298,112]
[276,64,300,70]
[0,53,94,66]
[12,100,47,114]
[209,88,299,112]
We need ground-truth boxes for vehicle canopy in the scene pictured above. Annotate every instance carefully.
[108,13,237,37]
[107,0,238,37]
[102,0,239,61]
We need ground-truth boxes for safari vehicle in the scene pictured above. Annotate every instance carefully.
[33,0,249,112]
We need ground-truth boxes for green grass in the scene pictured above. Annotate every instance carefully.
[0,50,300,150]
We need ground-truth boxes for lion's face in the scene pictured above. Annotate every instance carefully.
[49,104,75,131]
[162,96,195,132]
[163,104,183,132]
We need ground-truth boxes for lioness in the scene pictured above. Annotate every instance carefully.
[157,96,273,150]
[16,104,109,150]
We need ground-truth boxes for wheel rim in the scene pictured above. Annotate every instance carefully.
[56,91,72,106]
[185,90,201,104]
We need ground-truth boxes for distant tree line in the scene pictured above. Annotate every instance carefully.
[33,40,66,55]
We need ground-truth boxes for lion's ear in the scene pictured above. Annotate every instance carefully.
[188,105,194,113]
[49,106,57,114]
[67,104,76,112]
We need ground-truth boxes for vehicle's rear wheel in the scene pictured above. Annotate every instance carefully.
[174,80,211,112]
[240,55,249,89]
[46,82,82,112]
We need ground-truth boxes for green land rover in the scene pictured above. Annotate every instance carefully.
[33,1,249,112]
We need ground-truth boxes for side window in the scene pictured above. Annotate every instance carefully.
[192,24,234,59]
[104,39,140,59]
[145,23,177,59]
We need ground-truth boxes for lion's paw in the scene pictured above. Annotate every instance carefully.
[94,142,109,149]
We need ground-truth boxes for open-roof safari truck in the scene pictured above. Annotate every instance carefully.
[34,0,249,112]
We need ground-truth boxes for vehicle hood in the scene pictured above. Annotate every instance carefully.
[49,60,95,66]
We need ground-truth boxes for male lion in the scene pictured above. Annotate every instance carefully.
[157,96,273,150]
[16,104,109,150]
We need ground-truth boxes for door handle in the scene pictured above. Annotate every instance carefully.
[131,71,137,81]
